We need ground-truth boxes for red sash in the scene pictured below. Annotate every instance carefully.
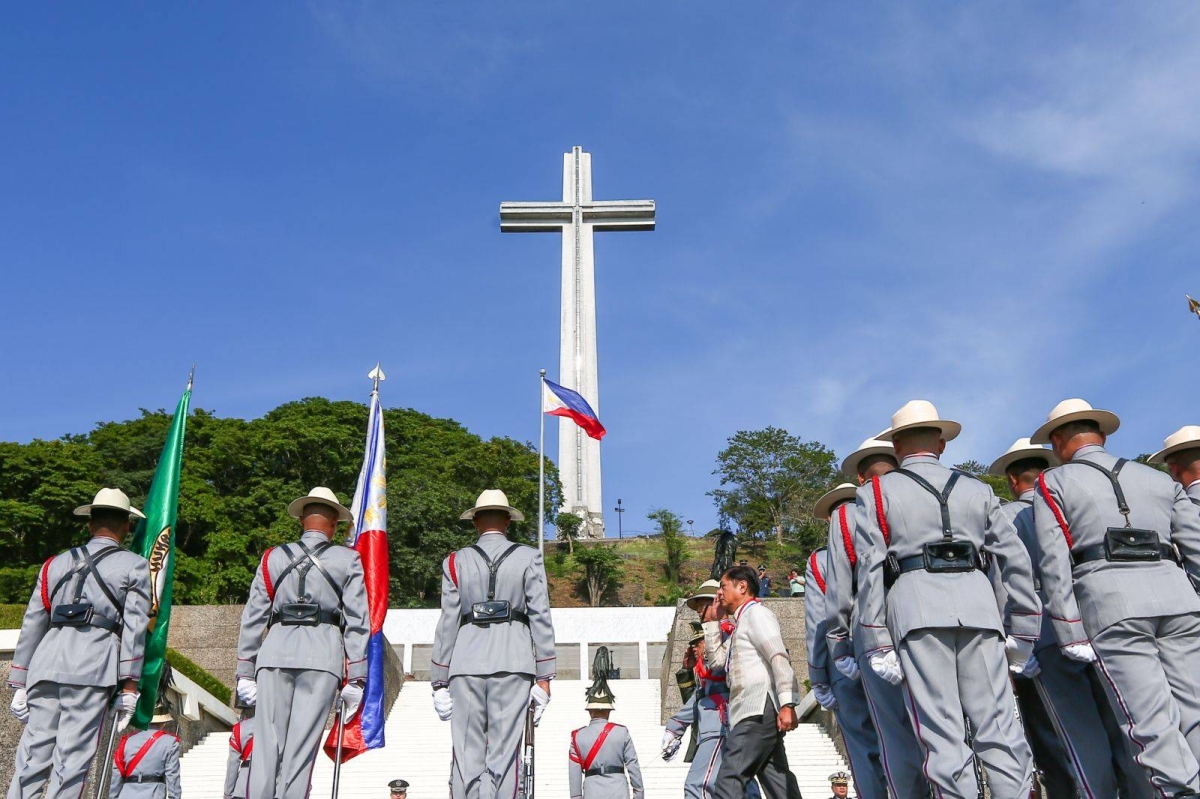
[116,730,167,778]
[571,723,616,770]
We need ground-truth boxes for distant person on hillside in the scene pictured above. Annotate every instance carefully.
[756,566,772,597]
[431,490,555,799]
[787,570,804,597]
[569,652,643,799]
[702,565,801,799]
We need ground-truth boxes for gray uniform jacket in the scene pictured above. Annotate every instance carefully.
[855,454,1042,654]
[665,663,732,743]
[236,531,370,682]
[804,548,834,686]
[109,729,182,799]
[568,720,644,799]
[223,717,254,799]
[431,531,556,686]
[9,537,152,690]
[1188,482,1200,505]
[824,502,860,662]
[1033,444,1200,645]
[991,493,1056,651]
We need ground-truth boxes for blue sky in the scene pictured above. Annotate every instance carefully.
[4,4,1199,536]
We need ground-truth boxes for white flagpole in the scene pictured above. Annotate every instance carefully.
[538,368,546,558]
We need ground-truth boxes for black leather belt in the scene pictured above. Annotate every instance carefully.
[126,775,165,784]
[459,609,530,628]
[585,766,625,776]
[891,554,980,577]
[49,612,121,634]
[269,608,342,627]
[1072,543,1178,567]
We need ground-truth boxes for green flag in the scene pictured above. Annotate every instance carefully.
[130,383,191,728]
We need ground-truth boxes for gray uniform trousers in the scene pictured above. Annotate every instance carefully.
[250,668,339,799]
[804,546,886,799]
[109,729,182,799]
[8,684,111,799]
[450,673,532,799]
[824,504,930,797]
[1034,445,1200,794]
[855,455,1040,799]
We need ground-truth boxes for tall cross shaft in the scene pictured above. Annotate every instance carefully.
[501,146,655,538]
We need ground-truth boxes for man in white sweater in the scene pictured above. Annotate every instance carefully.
[701,565,801,799]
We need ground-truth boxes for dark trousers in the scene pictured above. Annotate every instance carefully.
[713,699,801,799]
[1012,676,1075,797]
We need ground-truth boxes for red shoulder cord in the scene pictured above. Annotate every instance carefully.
[871,476,890,546]
[448,552,458,588]
[570,729,582,764]
[837,505,857,568]
[261,548,275,602]
[1038,472,1074,549]
[39,557,54,611]
[808,551,827,594]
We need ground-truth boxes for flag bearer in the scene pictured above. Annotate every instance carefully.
[569,657,643,799]
[1032,399,1200,794]
[236,487,370,799]
[7,488,153,799]
[431,490,556,799]
[807,483,886,799]
[109,701,181,799]
[856,400,1040,798]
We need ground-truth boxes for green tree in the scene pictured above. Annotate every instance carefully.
[709,427,839,546]
[647,508,687,584]
[954,459,1012,501]
[573,543,622,607]
[556,512,583,555]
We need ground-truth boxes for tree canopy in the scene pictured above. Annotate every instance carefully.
[0,398,560,607]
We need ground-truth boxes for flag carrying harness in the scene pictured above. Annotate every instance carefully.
[460,544,530,628]
[1066,459,1180,567]
[882,470,989,587]
[48,546,124,634]
[266,541,345,628]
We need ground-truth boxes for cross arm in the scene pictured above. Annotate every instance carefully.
[500,202,572,233]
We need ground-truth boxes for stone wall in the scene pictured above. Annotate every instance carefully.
[659,597,809,724]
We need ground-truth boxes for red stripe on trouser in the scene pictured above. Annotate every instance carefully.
[1093,652,1168,798]
[861,677,899,796]
[701,739,721,799]
[900,682,943,799]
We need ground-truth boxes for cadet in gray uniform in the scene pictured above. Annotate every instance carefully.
[223,712,254,799]
[1031,399,1200,795]
[7,488,153,799]
[569,663,643,799]
[431,490,556,799]
[109,704,181,799]
[856,401,1040,798]
[988,438,1148,799]
[236,487,370,799]
[824,439,930,799]
[1153,424,1200,592]
[805,486,885,799]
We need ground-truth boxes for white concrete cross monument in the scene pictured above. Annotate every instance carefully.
[501,146,655,538]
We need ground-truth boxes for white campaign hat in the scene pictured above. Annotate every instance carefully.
[460,489,525,522]
[987,438,1060,476]
[1030,398,1120,445]
[685,579,720,613]
[841,437,896,478]
[876,400,961,442]
[287,487,353,522]
[814,483,859,521]
[1149,425,1200,465]
[73,488,145,519]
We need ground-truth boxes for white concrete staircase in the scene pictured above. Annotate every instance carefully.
[180,680,852,798]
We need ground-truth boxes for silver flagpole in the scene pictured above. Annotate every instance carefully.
[538,368,546,558]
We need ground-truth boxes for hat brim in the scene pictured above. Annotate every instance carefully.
[841,445,896,478]
[685,591,717,613]
[877,420,961,443]
[73,503,146,520]
[987,448,1059,477]
[814,486,858,521]
[150,713,172,724]
[585,700,615,710]
[459,504,526,522]
[287,496,353,523]
[1030,410,1120,445]
[1148,439,1200,465]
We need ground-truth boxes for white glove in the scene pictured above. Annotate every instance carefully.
[1005,636,1036,674]
[1063,643,1097,663]
[812,683,837,709]
[661,731,681,761]
[236,678,258,707]
[1019,653,1042,679]
[433,688,453,721]
[340,682,364,718]
[834,656,860,681]
[9,688,28,724]
[869,650,904,686]
[530,683,550,726]
[115,691,139,733]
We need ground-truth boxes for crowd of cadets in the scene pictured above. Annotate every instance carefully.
[804,398,1200,798]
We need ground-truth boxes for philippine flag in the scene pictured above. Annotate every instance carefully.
[543,378,607,440]
[324,387,389,762]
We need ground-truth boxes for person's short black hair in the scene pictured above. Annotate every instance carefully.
[722,565,760,597]
[1053,419,1101,439]
[90,508,131,529]
[1005,456,1050,481]
[1166,447,1200,469]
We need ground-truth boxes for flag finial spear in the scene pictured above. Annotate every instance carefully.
[368,363,386,393]
[187,364,195,392]
[1188,294,1200,321]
